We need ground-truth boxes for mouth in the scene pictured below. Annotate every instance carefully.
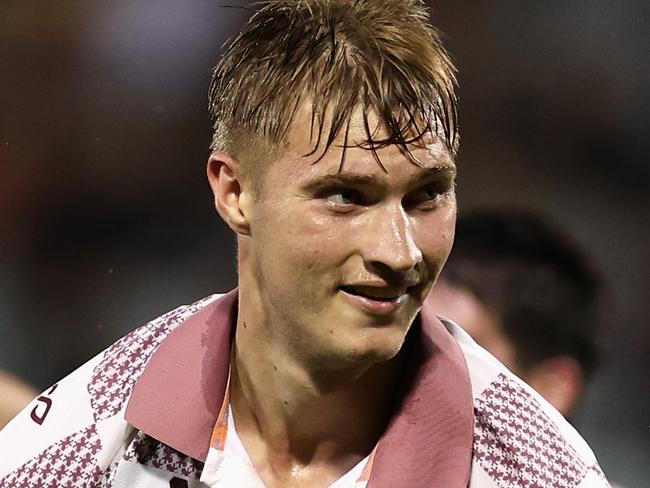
[338,285,412,315]
[340,285,406,300]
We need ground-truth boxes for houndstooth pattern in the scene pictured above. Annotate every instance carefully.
[0,424,103,488]
[123,431,203,480]
[588,464,609,483]
[473,373,587,487]
[88,295,218,422]
[97,456,120,488]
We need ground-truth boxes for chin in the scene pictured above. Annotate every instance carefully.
[339,325,409,365]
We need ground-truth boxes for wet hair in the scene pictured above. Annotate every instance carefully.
[442,208,603,378]
[208,0,458,180]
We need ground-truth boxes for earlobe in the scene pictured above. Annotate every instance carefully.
[206,151,252,236]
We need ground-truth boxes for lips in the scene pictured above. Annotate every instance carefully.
[340,285,406,301]
[339,284,412,315]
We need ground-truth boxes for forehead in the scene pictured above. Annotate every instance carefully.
[270,103,455,183]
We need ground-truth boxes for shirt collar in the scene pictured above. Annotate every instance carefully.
[367,299,474,487]
[125,289,473,486]
[125,289,237,461]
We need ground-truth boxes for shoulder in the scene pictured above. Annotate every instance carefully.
[0,294,222,485]
[88,293,223,422]
[439,316,611,488]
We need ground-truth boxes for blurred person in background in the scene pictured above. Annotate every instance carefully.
[428,208,603,417]
[0,371,37,429]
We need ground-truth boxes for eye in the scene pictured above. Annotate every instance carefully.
[406,183,450,208]
[324,189,362,207]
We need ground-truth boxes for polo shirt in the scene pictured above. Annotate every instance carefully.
[0,290,611,487]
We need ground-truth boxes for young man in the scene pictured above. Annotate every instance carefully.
[0,1,610,487]
[427,208,603,417]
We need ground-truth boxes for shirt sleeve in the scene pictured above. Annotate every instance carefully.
[0,351,133,487]
[441,317,613,488]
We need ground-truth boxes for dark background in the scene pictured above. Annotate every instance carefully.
[0,1,648,485]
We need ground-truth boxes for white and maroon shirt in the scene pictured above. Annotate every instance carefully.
[0,290,610,487]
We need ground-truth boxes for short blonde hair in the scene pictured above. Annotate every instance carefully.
[209,0,458,177]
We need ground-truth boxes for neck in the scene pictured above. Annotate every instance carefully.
[230,292,402,484]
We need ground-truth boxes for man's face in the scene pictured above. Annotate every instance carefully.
[242,108,457,365]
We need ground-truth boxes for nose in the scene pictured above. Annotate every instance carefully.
[361,203,423,276]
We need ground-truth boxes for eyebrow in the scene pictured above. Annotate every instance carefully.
[304,164,457,190]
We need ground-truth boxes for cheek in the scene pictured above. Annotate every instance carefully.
[440,212,457,256]
[417,207,457,267]
[256,203,348,273]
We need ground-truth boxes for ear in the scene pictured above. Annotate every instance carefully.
[206,151,252,236]
[525,356,584,416]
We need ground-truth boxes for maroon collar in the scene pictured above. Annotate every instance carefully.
[125,290,473,487]
[125,289,237,461]
[367,299,474,487]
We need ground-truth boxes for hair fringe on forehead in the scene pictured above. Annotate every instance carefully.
[209,0,459,171]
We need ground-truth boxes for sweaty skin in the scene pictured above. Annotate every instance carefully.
[208,105,457,487]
